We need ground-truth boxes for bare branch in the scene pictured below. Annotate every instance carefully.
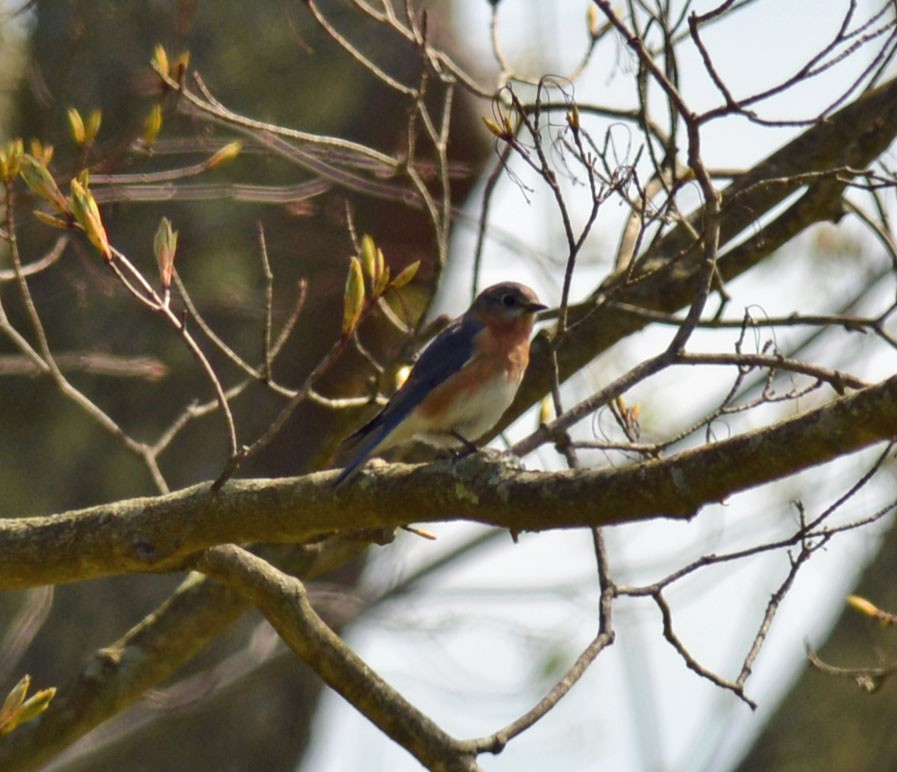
[197,544,482,772]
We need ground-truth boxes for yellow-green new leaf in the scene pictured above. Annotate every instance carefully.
[67,108,86,146]
[342,256,366,335]
[587,4,600,39]
[154,217,178,288]
[374,246,386,291]
[374,263,390,298]
[33,210,71,230]
[171,50,190,80]
[152,44,169,77]
[16,687,56,727]
[390,260,419,289]
[29,140,54,166]
[0,138,24,180]
[19,155,69,213]
[85,109,102,145]
[538,394,554,425]
[144,104,163,147]
[207,140,242,169]
[360,234,378,285]
[70,179,112,260]
[847,594,879,617]
[0,676,55,736]
[0,676,29,735]
[483,116,505,139]
[847,594,897,625]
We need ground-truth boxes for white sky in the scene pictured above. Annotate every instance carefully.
[303,2,897,771]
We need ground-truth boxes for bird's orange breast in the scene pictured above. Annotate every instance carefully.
[417,317,533,422]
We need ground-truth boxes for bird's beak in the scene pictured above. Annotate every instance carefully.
[528,301,548,313]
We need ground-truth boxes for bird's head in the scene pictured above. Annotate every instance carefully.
[469,282,546,326]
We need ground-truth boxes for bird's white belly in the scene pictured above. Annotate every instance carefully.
[414,372,519,447]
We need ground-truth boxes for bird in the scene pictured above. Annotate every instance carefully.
[332,282,546,487]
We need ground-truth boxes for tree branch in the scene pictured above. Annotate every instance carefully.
[0,540,369,772]
[510,75,897,425]
[2,374,897,591]
[197,545,481,772]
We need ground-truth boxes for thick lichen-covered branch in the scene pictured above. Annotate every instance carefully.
[1,374,895,592]
[198,545,481,772]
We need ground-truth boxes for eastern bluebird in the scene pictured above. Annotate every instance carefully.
[333,282,546,486]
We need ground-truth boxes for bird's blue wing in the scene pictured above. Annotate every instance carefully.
[332,317,482,486]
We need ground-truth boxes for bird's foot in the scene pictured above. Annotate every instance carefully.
[449,430,479,457]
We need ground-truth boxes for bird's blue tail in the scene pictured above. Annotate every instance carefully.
[331,424,390,488]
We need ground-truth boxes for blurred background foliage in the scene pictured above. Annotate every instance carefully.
[0,1,486,769]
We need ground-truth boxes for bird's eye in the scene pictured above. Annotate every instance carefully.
[501,293,516,307]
